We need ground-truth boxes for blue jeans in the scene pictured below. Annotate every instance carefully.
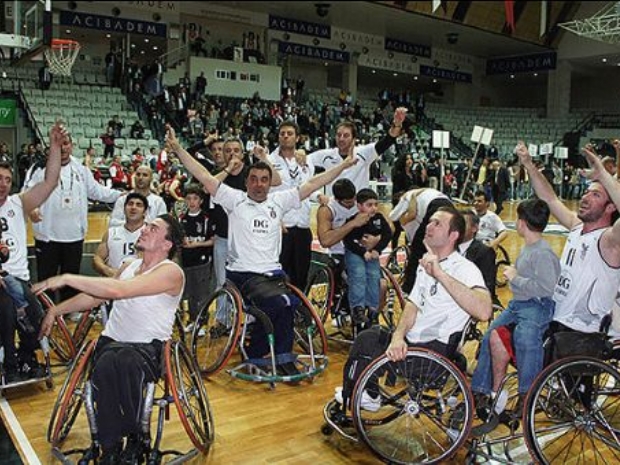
[345,250,381,310]
[2,273,29,308]
[471,297,555,395]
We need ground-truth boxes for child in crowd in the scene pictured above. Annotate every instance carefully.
[471,198,560,425]
[179,184,215,325]
[343,188,392,326]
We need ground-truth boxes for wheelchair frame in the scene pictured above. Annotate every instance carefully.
[190,279,328,387]
[305,256,406,346]
[48,339,214,464]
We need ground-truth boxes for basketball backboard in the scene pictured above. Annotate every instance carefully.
[1,1,52,64]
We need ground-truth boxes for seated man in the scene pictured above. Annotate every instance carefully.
[38,214,185,464]
[167,126,356,373]
[471,199,560,426]
[0,123,62,382]
[335,207,492,409]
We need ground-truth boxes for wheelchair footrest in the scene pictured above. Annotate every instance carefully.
[322,399,358,443]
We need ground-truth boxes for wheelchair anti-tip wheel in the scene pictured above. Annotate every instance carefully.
[47,339,96,446]
[191,286,242,376]
[304,265,334,324]
[352,348,473,464]
[165,340,214,454]
[523,356,620,464]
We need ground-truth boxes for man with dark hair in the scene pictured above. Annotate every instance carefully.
[0,123,63,382]
[309,108,407,195]
[473,190,508,250]
[93,192,148,277]
[471,198,560,428]
[167,127,356,371]
[38,213,185,464]
[334,206,492,410]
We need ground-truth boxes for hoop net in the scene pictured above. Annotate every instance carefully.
[44,39,81,76]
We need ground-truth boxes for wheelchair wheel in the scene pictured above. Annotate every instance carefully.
[288,284,328,366]
[38,291,76,363]
[460,303,503,374]
[523,356,620,464]
[379,266,405,330]
[304,266,334,324]
[47,340,96,446]
[165,340,214,453]
[495,245,511,288]
[352,348,473,465]
[191,286,242,376]
[71,309,96,351]
[386,245,409,284]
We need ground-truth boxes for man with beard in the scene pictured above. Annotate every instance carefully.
[515,141,620,344]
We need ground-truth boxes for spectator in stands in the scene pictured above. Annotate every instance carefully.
[108,155,126,190]
[195,72,207,101]
[130,120,145,139]
[38,61,52,91]
[101,127,117,160]
[128,83,146,121]
[25,131,122,303]
[108,115,125,138]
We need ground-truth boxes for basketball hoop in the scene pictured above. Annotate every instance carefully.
[44,38,81,76]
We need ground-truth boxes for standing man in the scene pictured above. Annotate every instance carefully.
[26,132,122,302]
[0,122,63,381]
[37,214,185,464]
[168,128,356,367]
[109,166,166,227]
[473,190,509,250]
[93,193,147,277]
[309,108,407,195]
[267,121,315,289]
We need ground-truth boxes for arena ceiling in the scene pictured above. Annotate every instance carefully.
[203,1,583,58]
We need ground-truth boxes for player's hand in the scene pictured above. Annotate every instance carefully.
[227,158,244,175]
[38,311,56,339]
[386,338,408,361]
[503,265,517,282]
[342,145,358,169]
[394,107,408,126]
[515,141,532,167]
[420,239,441,279]
[582,144,606,181]
[294,149,307,166]
[32,275,66,294]
[29,208,42,223]
[253,144,267,161]
[351,212,371,228]
[49,120,69,149]
[360,233,380,250]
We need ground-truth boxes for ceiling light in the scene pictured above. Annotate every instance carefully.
[153,46,158,50]
[414,76,418,80]
[145,38,150,43]
[534,73,538,76]
[324,62,328,66]
[433,79,437,83]
[131,43,136,48]
[66,29,71,34]
[106,34,111,38]
[372,70,376,74]
[510,74,515,78]
[140,50,145,54]
[602,57,608,62]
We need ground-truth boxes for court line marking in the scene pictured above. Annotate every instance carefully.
[0,395,42,465]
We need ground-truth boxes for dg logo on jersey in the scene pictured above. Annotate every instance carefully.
[252,215,271,234]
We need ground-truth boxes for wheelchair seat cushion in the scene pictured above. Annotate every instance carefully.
[240,274,298,309]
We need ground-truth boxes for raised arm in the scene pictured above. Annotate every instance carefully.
[20,122,63,214]
[33,262,184,301]
[298,152,357,200]
[316,205,369,248]
[166,127,220,196]
[516,141,579,229]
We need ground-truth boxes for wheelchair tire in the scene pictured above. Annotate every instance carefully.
[379,266,405,331]
[191,286,242,376]
[47,340,96,446]
[166,340,214,453]
[351,348,473,465]
[386,245,409,284]
[523,356,620,464]
[288,284,328,364]
[38,291,76,363]
[304,266,334,324]
[71,309,96,351]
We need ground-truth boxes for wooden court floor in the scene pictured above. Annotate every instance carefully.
[2,200,571,464]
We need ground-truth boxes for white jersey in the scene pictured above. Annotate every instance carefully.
[108,192,168,227]
[407,251,486,345]
[553,225,620,333]
[389,188,448,242]
[0,195,30,280]
[268,148,315,228]
[107,225,143,269]
[103,259,184,343]
[309,142,378,195]
[213,183,300,274]
[477,210,506,243]
[325,198,357,255]
[27,157,121,242]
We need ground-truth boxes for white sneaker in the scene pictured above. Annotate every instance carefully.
[360,390,381,412]
[334,386,344,404]
[331,315,351,328]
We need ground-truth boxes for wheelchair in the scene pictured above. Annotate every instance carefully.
[190,278,328,387]
[48,338,213,464]
[494,244,511,289]
[305,255,406,345]
[0,291,56,394]
[322,347,474,464]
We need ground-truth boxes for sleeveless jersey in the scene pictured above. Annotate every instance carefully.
[326,198,357,255]
[107,225,142,269]
[103,259,184,343]
[553,225,620,333]
[0,195,29,280]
